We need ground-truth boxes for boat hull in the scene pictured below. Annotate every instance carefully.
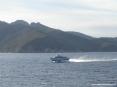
[51,57,69,63]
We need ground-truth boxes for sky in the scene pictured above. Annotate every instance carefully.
[0,0,117,37]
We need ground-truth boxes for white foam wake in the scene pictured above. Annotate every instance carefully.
[69,58,117,63]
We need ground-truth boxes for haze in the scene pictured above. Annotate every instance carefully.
[0,0,117,37]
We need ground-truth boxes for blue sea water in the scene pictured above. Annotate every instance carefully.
[0,52,117,87]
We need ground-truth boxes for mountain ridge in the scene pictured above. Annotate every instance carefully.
[0,20,116,52]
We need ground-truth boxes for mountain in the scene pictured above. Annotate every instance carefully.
[0,20,116,52]
[96,37,117,51]
[67,31,94,40]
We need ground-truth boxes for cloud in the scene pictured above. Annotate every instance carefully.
[79,0,117,11]
[0,0,117,37]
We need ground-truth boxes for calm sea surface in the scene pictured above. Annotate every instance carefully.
[0,52,117,87]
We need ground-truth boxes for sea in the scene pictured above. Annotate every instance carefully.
[0,52,117,87]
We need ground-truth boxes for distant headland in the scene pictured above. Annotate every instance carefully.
[0,20,116,52]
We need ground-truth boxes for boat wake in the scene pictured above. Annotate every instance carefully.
[69,56,117,63]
